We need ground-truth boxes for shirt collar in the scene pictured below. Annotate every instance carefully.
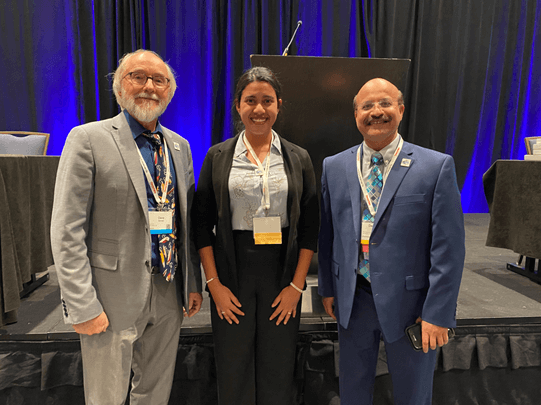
[234,130,282,158]
[123,109,164,140]
[362,133,401,167]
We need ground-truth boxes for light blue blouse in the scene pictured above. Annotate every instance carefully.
[229,131,289,230]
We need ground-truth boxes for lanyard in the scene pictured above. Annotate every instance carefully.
[356,137,403,217]
[136,135,171,209]
[243,132,272,211]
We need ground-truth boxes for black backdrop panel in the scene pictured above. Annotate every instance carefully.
[250,55,410,192]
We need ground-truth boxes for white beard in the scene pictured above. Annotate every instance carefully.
[122,92,168,123]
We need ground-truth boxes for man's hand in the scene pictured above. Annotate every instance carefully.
[184,292,203,317]
[322,296,336,320]
[73,311,109,335]
[417,317,450,353]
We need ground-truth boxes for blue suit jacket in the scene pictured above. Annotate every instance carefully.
[318,140,465,343]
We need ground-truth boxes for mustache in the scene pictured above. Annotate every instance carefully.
[135,92,160,101]
[366,115,391,124]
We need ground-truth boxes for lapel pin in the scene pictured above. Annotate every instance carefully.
[174,142,180,151]
[401,158,411,167]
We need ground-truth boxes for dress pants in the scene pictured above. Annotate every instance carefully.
[211,229,300,405]
[80,272,182,405]
[337,276,437,405]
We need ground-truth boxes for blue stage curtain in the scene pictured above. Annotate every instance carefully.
[0,0,539,212]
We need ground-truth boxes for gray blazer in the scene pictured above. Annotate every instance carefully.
[51,112,201,331]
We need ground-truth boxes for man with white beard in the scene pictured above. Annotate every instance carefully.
[51,49,202,405]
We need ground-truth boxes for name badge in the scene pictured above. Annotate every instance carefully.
[149,210,173,234]
[360,221,373,249]
[253,217,282,245]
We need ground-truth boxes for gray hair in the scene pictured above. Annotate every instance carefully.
[111,49,177,107]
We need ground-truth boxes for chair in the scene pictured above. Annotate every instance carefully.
[525,136,541,155]
[0,131,50,155]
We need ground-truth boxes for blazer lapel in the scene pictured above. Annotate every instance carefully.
[373,143,414,228]
[346,146,362,241]
[111,113,148,223]
[162,130,187,223]
[162,130,191,303]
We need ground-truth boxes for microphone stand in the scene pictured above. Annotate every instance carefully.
[282,21,302,56]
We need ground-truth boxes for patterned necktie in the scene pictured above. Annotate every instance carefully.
[359,152,384,282]
[144,131,176,281]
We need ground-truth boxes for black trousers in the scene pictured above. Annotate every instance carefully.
[211,229,300,405]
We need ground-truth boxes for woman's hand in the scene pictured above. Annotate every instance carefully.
[270,285,302,325]
[208,281,245,324]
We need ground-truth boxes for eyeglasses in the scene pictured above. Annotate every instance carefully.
[359,99,400,111]
[124,72,170,88]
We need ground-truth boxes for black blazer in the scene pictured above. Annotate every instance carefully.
[193,133,319,295]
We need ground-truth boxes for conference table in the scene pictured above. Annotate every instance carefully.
[483,159,541,283]
[0,155,59,327]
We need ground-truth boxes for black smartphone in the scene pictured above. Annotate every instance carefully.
[405,322,455,351]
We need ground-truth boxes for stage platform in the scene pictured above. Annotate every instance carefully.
[1,214,541,404]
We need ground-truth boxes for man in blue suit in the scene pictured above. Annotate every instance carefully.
[318,78,465,405]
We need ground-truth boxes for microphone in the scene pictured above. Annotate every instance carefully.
[282,21,302,56]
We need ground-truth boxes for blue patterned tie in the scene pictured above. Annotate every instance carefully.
[144,131,176,281]
[359,152,384,282]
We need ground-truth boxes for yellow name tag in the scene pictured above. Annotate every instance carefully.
[254,232,282,245]
[253,217,282,245]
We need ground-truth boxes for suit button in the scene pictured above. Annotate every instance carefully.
[145,260,150,267]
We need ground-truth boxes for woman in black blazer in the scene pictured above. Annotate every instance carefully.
[193,67,319,405]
